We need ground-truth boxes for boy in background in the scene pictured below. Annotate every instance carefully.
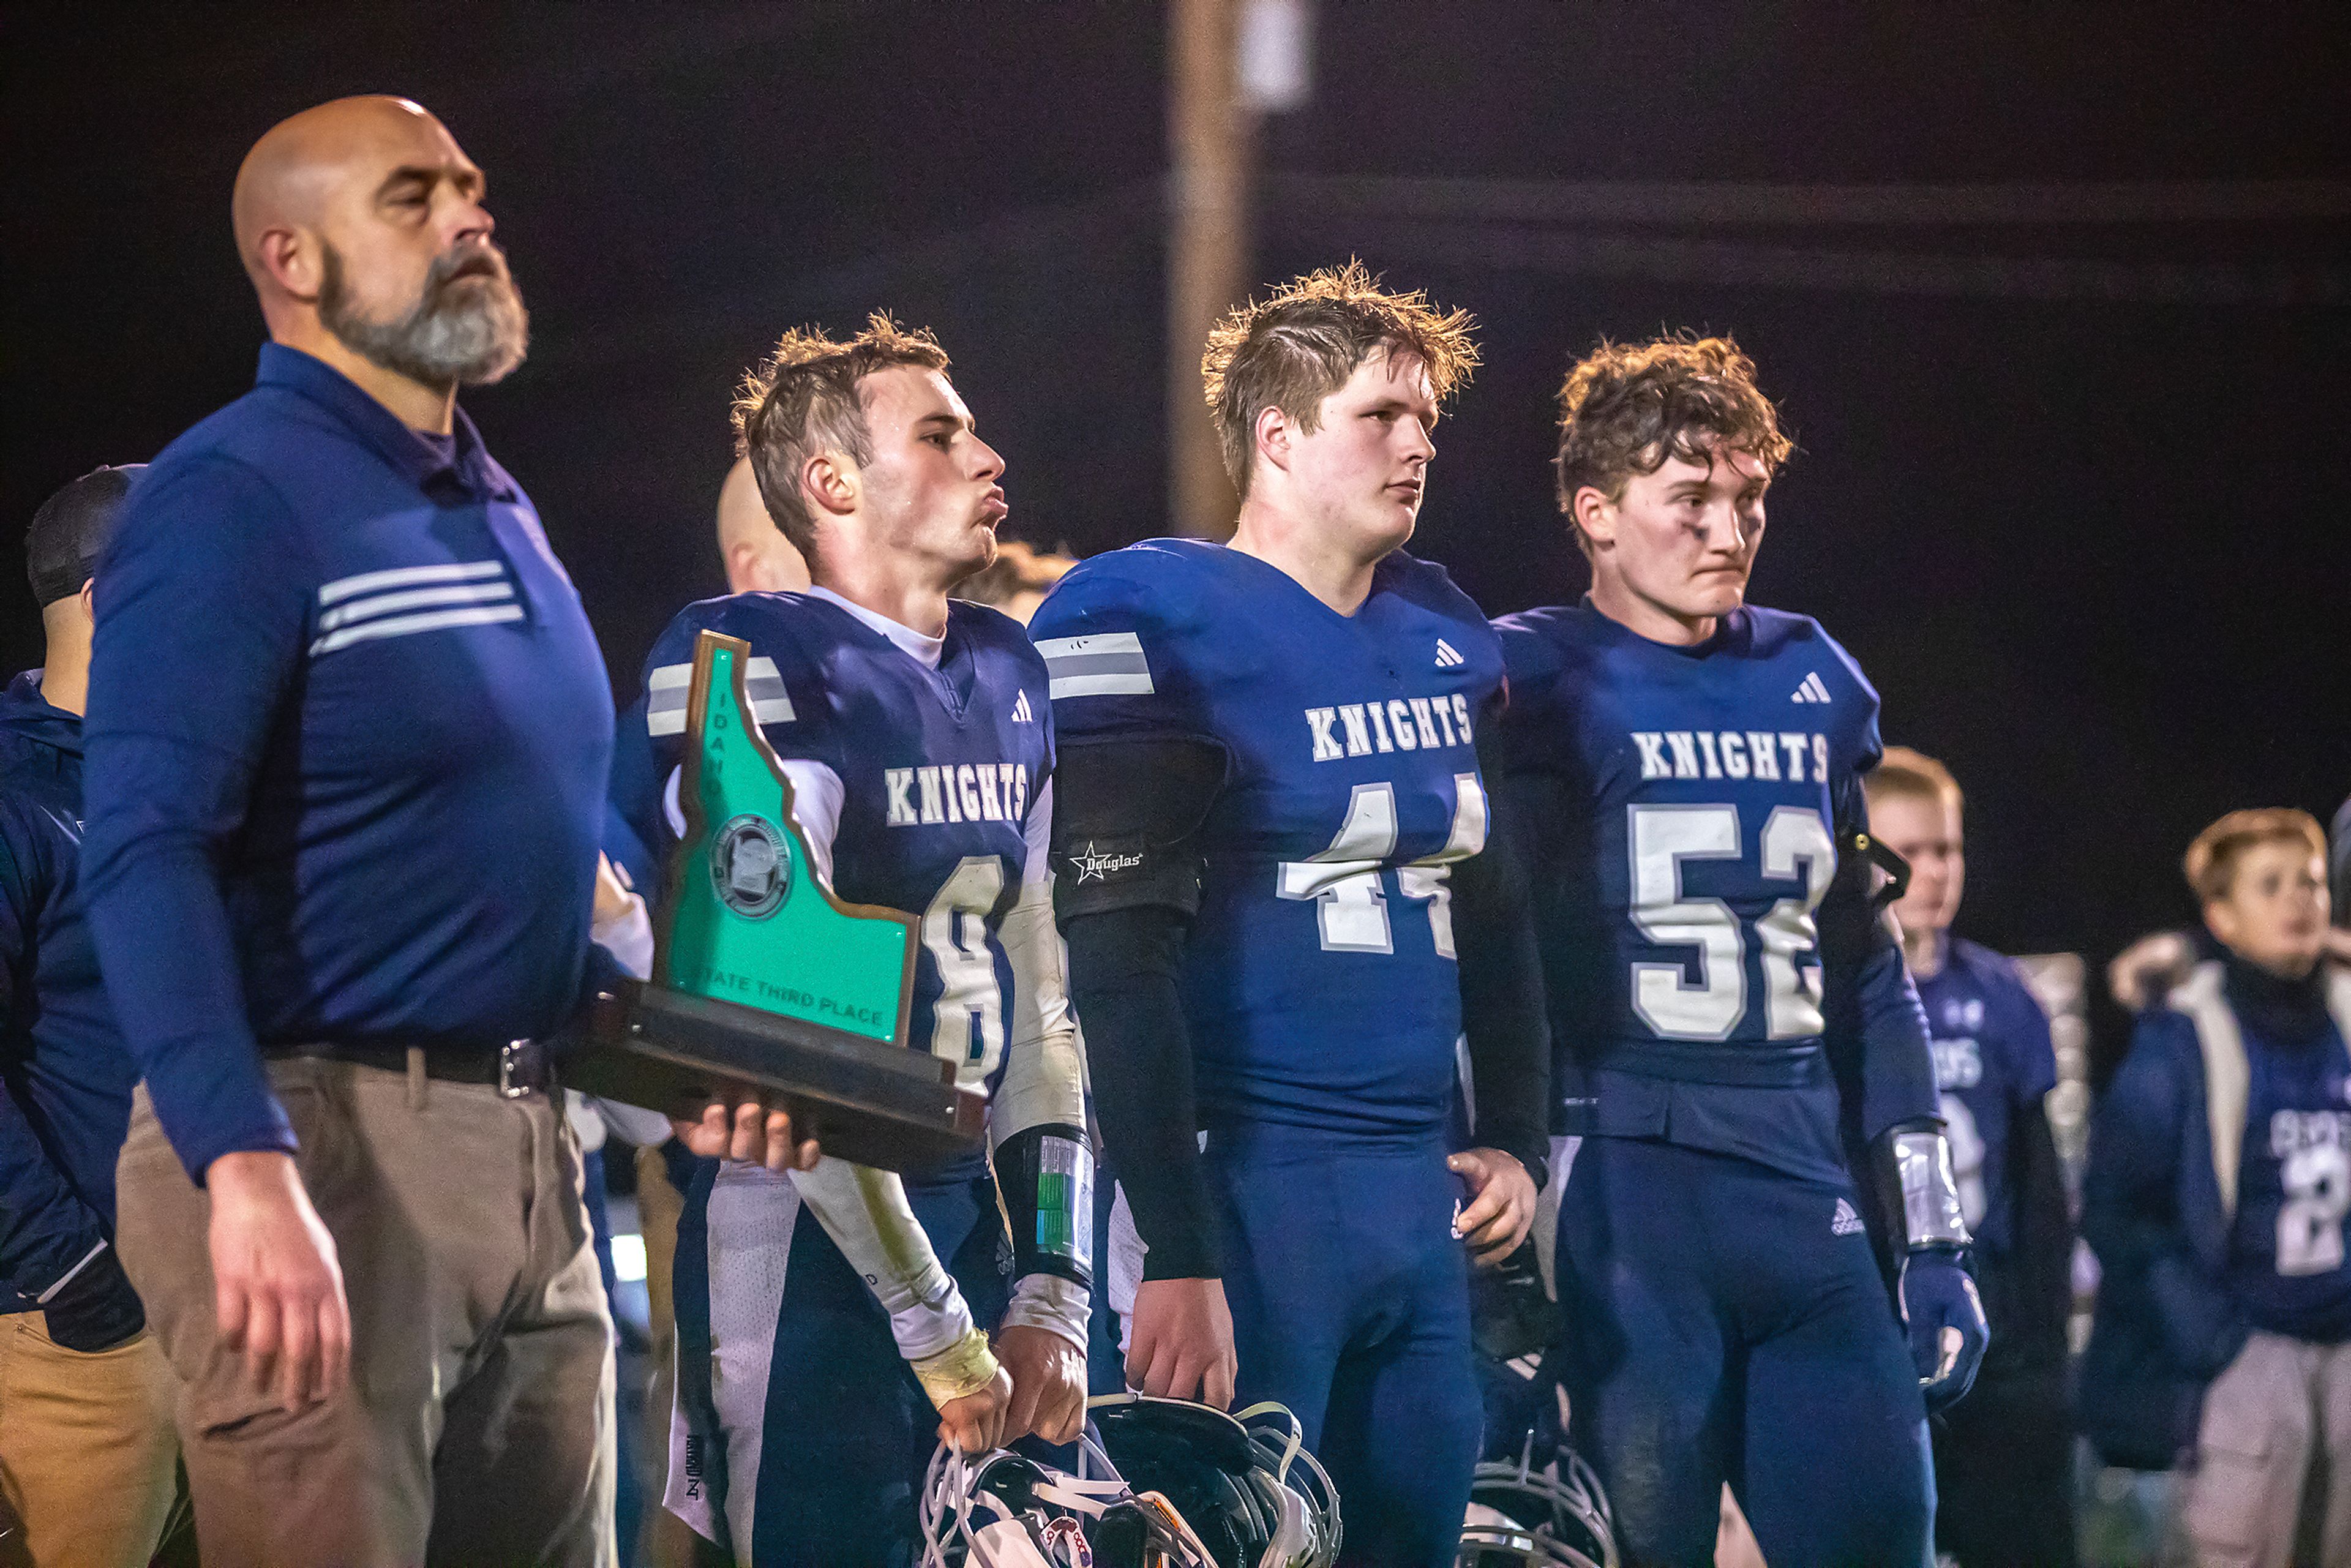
[1869,748,2075,1567]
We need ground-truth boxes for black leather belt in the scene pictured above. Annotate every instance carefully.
[287,1038,555,1098]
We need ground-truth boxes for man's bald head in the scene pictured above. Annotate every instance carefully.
[230,97,524,409]
[233,97,453,287]
[718,457,811,594]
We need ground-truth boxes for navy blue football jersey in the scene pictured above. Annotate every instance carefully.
[2227,1018,2351,1341]
[1916,937,2058,1255]
[620,591,1053,1098]
[1496,599,1932,1182]
[1031,539,1503,1140]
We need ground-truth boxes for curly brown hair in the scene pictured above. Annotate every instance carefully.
[1202,261,1479,498]
[1554,334,1792,557]
[732,313,951,558]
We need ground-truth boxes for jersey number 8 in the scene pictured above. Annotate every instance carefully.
[924,856,1007,1084]
[1629,803,1834,1041]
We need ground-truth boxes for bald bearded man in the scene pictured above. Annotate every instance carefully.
[80,97,766,1567]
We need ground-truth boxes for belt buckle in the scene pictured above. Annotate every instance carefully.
[498,1040,533,1100]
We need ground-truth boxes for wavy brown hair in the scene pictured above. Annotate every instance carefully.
[1202,261,1478,498]
[1554,334,1792,556]
[732,313,950,557]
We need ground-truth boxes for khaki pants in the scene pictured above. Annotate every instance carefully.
[0,1309,177,1567]
[2173,1330,2351,1568]
[116,1057,617,1568]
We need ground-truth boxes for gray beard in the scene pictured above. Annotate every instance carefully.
[319,243,529,389]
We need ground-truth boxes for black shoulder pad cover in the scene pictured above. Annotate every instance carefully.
[1050,733,1228,924]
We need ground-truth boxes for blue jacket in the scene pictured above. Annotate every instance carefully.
[2079,958,2351,1468]
[0,670,137,1305]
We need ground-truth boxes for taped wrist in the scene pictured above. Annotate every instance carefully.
[996,1122,1095,1289]
[1875,1119,1972,1250]
[909,1325,1002,1410]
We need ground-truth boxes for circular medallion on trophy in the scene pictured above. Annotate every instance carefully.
[709,813,790,919]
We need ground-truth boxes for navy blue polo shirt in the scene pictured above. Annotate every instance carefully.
[81,344,613,1182]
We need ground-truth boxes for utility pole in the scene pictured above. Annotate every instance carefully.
[1167,0,1252,538]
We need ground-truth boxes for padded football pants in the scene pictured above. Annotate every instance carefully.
[1206,1124,1482,1568]
[1551,1135,1934,1568]
[669,1161,1007,1568]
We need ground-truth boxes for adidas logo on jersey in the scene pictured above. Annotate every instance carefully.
[1832,1198,1865,1236]
[1011,691,1034,724]
[1790,672,1833,704]
[1434,638,1464,668]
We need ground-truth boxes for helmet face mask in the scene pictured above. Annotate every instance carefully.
[917,1398,1340,1568]
[1460,1454,1618,1568]
[1086,1395,1341,1568]
[1459,1379,1619,1568]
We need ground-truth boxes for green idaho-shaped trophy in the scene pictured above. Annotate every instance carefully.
[563,630,986,1171]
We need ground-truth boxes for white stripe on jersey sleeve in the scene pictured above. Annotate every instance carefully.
[1035,631,1153,698]
[645,656,793,734]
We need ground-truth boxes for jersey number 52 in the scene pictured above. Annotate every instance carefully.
[1630,803,1834,1041]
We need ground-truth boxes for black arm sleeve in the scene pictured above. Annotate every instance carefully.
[1065,908,1221,1278]
[1450,710,1552,1187]
[1052,734,1229,1281]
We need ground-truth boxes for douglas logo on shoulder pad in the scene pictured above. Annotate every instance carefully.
[1067,839,1145,884]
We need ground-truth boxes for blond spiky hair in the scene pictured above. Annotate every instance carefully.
[732,313,950,555]
[1201,261,1479,496]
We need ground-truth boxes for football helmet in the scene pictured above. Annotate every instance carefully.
[920,1445,1134,1568]
[1084,1394,1341,1568]
[1457,1428,1618,1568]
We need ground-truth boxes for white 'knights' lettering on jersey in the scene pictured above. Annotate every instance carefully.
[1304,692,1476,762]
[1630,729,1829,784]
[2272,1109,2351,1158]
[883,762,1032,828]
[1932,1036,1984,1091]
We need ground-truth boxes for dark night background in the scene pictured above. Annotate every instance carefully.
[7,4,2346,1052]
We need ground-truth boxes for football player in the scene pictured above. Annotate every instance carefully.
[1492,335,1987,1566]
[618,317,1091,1566]
[1867,748,2075,1567]
[1033,264,1551,1567]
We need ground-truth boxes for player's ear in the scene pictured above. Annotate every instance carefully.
[1571,484,1615,550]
[1253,403,1292,478]
[2201,893,2241,953]
[800,451,858,519]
